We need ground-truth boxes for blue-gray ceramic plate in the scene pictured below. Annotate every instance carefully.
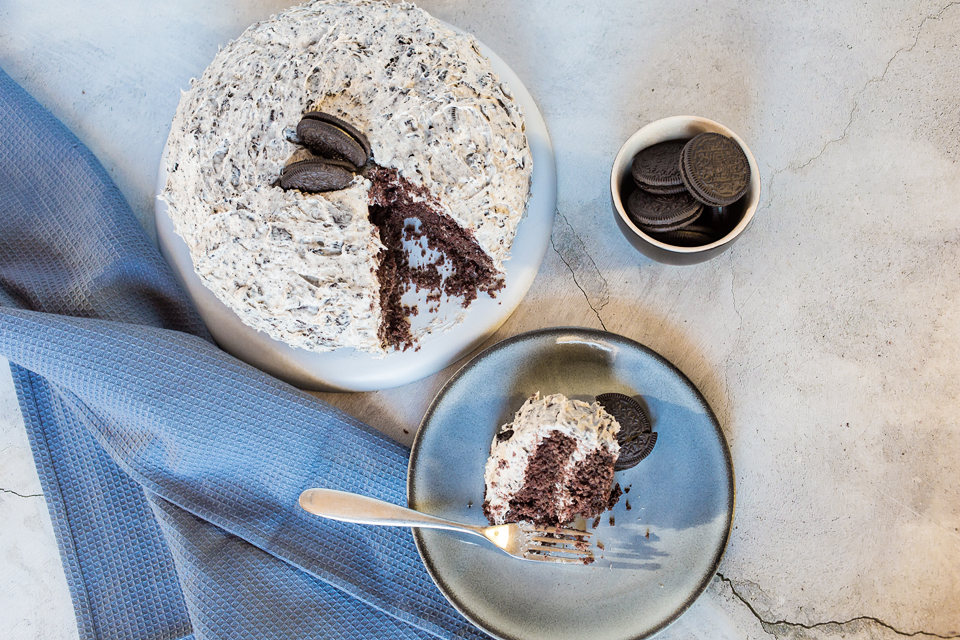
[408,327,735,640]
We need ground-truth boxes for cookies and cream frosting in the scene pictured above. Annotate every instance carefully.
[160,0,532,354]
[483,393,621,525]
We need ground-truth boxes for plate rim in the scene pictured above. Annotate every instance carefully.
[408,326,736,640]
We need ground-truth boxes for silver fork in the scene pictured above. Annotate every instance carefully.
[299,488,593,564]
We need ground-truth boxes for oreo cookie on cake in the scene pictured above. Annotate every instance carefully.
[594,393,657,471]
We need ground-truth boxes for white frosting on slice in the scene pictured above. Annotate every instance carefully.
[483,392,621,525]
[160,0,532,354]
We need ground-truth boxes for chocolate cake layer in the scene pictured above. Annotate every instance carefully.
[483,393,621,527]
[367,165,503,350]
[567,448,617,521]
[495,432,577,526]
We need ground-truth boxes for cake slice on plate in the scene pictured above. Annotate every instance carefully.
[483,393,621,526]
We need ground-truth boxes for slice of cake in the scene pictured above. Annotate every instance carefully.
[483,393,621,526]
[159,0,532,355]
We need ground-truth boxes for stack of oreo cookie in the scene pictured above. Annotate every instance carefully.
[624,132,750,247]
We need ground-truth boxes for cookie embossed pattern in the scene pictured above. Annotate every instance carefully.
[611,116,760,265]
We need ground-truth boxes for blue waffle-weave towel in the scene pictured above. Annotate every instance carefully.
[0,67,486,640]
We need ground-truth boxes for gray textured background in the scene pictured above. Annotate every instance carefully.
[1,0,958,638]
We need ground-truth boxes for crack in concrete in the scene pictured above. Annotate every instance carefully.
[716,572,960,638]
[792,1,959,172]
[0,487,43,499]
[551,209,609,331]
[759,166,779,214]
[723,255,745,423]
[551,234,608,331]
[729,260,744,332]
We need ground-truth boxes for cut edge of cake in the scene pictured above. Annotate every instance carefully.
[482,392,621,527]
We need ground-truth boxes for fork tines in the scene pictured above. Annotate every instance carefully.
[533,525,592,538]
[521,525,594,564]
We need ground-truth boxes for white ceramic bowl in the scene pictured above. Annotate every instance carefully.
[610,116,760,265]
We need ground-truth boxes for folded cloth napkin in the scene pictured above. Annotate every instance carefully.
[0,68,487,640]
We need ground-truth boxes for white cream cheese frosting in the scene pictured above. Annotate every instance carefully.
[483,393,621,525]
[160,0,532,354]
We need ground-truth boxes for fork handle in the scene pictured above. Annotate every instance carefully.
[299,488,486,537]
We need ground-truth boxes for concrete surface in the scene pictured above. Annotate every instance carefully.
[1,0,958,638]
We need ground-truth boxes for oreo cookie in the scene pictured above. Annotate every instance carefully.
[648,224,719,247]
[679,133,750,207]
[280,111,371,194]
[279,158,357,192]
[626,187,703,231]
[636,182,689,196]
[595,393,657,471]
[621,133,751,246]
[299,111,372,168]
[631,139,685,189]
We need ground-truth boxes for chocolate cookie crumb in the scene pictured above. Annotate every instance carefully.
[607,482,623,510]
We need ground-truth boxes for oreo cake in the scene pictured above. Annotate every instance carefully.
[160,0,532,355]
[483,393,621,526]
